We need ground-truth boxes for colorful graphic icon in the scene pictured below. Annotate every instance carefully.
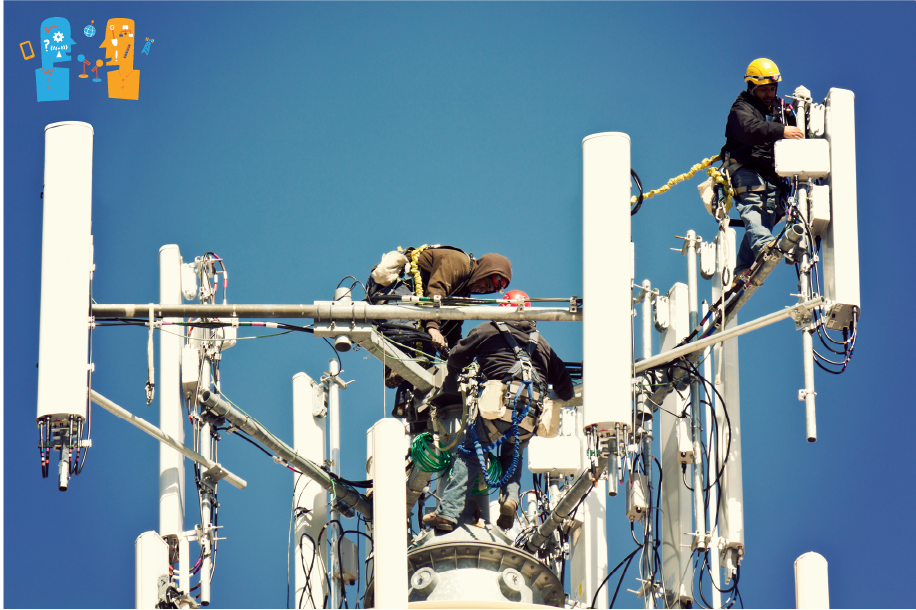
[141,37,154,56]
[78,55,90,78]
[92,60,102,83]
[36,17,75,102]
[21,41,35,60]
[84,21,96,38]
[99,18,139,100]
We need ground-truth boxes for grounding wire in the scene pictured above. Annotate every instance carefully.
[224,428,276,459]
[591,545,640,609]
[630,168,645,216]
[335,276,367,301]
[288,474,313,608]
[685,360,731,495]
[609,544,640,609]
[297,532,321,609]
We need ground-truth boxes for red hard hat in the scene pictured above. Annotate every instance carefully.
[501,290,530,307]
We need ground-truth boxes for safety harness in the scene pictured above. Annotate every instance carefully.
[458,323,547,489]
[368,244,476,302]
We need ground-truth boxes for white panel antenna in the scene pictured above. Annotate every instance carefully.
[37,121,95,492]
[582,132,632,432]
[822,88,860,330]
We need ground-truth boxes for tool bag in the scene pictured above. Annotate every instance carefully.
[476,322,558,441]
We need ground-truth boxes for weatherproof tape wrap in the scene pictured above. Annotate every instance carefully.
[37,122,95,423]
[582,132,632,431]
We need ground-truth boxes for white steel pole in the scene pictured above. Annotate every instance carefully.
[199,359,212,606]
[657,283,693,606]
[328,358,342,610]
[569,401,608,607]
[794,552,830,609]
[685,231,706,556]
[634,296,824,374]
[179,532,190,600]
[796,185,818,442]
[159,245,185,542]
[701,301,721,609]
[88,390,246,490]
[93,302,580,322]
[370,418,409,608]
[293,372,328,609]
[711,232,745,584]
[582,132,632,432]
[641,281,653,361]
[640,280,656,609]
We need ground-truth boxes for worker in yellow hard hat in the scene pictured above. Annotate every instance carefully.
[721,58,804,277]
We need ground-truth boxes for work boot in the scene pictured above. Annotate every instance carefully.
[384,366,404,389]
[496,499,518,530]
[421,512,456,532]
[392,380,413,418]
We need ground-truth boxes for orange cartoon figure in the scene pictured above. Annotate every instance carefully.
[99,18,139,100]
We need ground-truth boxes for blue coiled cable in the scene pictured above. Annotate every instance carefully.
[458,380,533,490]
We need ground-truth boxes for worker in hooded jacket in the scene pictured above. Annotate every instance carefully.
[366,246,513,386]
[721,58,804,277]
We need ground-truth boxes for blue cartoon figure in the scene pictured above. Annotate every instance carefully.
[36,17,76,102]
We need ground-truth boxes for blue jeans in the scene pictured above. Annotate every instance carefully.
[733,167,787,273]
[436,418,530,523]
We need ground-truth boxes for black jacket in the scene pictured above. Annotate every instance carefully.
[447,320,575,401]
[721,90,796,180]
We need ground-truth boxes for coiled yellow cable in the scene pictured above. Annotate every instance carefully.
[630,155,721,204]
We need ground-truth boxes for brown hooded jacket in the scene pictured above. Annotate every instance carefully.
[416,249,512,341]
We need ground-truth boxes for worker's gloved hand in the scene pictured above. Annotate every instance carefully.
[428,328,448,351]
[783,126,804,140]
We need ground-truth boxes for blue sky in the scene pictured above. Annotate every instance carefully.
[5,2,915,608]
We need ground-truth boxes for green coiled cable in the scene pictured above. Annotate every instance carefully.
[411,432,453,473]
[412,432,502,495]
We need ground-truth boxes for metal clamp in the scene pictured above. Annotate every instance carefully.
[674,234,703,255]
[201,463,230,489]
[798,388,817,401]
[633,284,658,306]
[321,372,352,390]
[788,302,814,326]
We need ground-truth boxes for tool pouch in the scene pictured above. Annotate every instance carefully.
[699,176,717,217]
[535,397,560,438]
[478,380,508,420]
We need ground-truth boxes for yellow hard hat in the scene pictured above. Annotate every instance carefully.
[745,58,781,86]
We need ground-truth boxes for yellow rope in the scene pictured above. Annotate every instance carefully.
[410,245,429,297]
[409,245,430,337]
[630,155,722,204]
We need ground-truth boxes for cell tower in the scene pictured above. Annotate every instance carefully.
[36,87,857,608]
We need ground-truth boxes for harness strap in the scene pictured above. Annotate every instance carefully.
[496,322,542,384]
[734,184,768,195]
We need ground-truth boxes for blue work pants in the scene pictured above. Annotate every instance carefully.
[436,417,530,524]
[733,167,787,273]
